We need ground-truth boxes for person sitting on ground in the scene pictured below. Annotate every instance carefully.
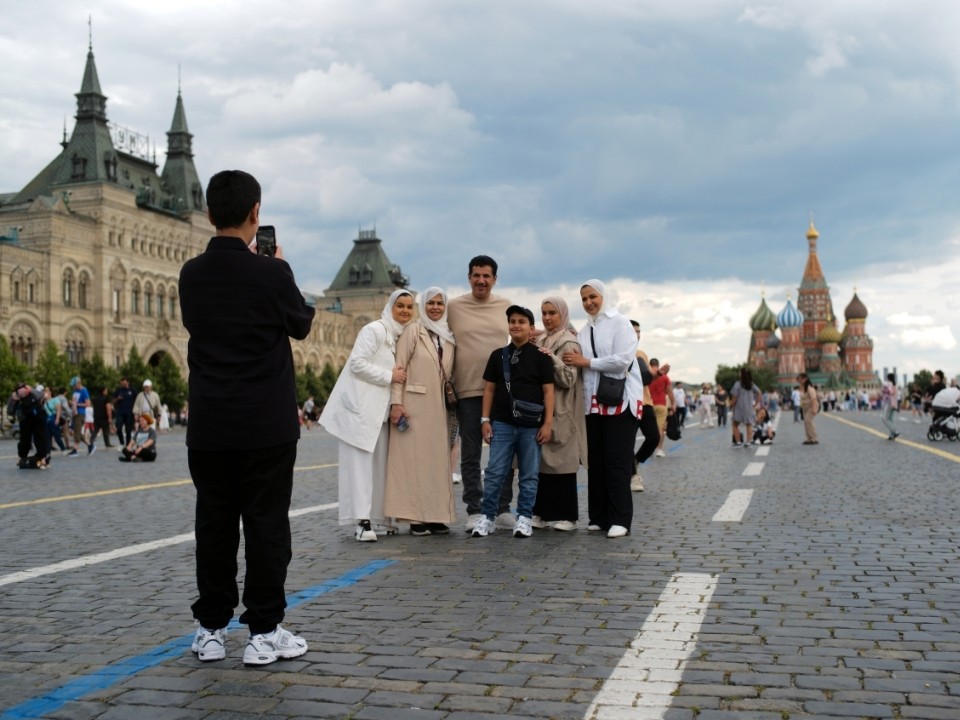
[119,413,158,462]
[752,406,776,444]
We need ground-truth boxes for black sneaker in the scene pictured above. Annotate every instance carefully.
[427,523,449,534]
[410,524,432,536]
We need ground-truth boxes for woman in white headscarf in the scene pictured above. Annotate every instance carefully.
[562,280,643,539]
[384,287,458,535]
[320,289,414,542]
[532,296,587,531]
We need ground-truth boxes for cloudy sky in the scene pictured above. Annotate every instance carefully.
[1,1,958,383]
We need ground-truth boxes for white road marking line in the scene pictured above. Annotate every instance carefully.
[712,489,754,522]
[742,462,764,476]
[0,502,338,588]
[754,445,770,457]
[584,572,718,720]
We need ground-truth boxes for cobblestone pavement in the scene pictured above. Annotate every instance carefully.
[1,408,958,719]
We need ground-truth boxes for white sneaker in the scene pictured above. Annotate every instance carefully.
[495,511,516,530]
[607,525,629,538]
[552,520,577,532]
[630,473,645,492]
[471,515,495,538]
[587,524,603,531]
[355,520,377,542]
[530,515,547,529]
[451,473,462,484]
[514,515,533,538]
[243,625,308,666]
[374,524,399,536]
[191,625,226,662]
[655,449,666,458]
[464,513,481,533]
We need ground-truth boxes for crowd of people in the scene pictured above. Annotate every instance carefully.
[5,375,172,469]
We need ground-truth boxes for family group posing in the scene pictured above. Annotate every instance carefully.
[319,256,644,542]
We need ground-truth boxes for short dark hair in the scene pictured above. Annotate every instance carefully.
[206,170,261,230]
[630,320,640,329]
[468,255,498,277]
[649,358,659,366]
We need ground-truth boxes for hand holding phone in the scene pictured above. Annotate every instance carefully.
[255,225,277,257]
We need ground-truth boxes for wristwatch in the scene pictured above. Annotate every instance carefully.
[480,417,490,424]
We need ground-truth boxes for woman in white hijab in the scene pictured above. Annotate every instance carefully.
[384,287,458,535]
[320,289,414,541]
[562,280,643,538]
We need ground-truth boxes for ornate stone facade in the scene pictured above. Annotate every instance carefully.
[0,43,405,375]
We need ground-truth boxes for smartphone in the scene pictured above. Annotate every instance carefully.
[397,415,409,432]
[256,225,277,257]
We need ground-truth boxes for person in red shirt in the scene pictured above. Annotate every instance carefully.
[647,358,674,458]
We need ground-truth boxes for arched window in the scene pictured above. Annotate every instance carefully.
[168,291,177,319]
[131,281,141,315]
[10,322,35,366]
[65,327,87,365]
[157,286,166,318]
[78,272,89,310]
[144,282,153,316]
[62,269,74,307]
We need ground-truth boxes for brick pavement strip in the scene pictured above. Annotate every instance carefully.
[2,416,960,717]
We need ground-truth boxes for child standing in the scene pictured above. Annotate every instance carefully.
[473,306,555,539]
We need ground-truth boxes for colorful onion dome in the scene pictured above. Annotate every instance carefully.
[749,297,777,332]
[818,323,842,344]
[776,298,804,328]
[844,291,868,320]
[766,332,781,349]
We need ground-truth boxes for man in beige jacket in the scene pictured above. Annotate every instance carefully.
[447,255,512,532]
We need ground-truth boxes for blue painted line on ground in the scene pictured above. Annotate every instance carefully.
[1,559,395,720]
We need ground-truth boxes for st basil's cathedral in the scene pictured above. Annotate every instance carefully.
[747,221,876,389]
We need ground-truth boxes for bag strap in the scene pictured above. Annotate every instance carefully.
[590,326,633,374]
[501,345,513,396]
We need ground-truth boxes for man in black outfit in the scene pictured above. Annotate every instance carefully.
[179,170,315,666]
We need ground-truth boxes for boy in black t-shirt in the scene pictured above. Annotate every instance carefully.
[473,306,555,539]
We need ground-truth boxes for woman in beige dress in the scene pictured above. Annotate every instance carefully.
[385,287,457,535]
[532,296,587,531]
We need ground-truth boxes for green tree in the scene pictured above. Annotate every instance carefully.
[318,362,340,403]
[913,369,933,394]
[79,352,120,394]
[0,336,28,400]
[119,345,150,389]
[153,353,187,412]
[35,340,73,391]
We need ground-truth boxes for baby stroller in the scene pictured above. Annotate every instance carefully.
[927,407,960,441]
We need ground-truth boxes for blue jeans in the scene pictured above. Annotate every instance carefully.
[481,421,540,520]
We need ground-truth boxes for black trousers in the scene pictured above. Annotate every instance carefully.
[634,403,660,465]
[18,413,47,462]
[457,396,512,516]
[116,412,134,446]
[533,471,578,522]
[586,412,635,531]
[189,441,297,635]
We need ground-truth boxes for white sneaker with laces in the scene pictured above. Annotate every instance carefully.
[514,515,533,538]
[243,625,308,666]
[495,511,516,530]
[464,513,481,532]
[530,515,547,529]
[552,520,577,532]
[655,449,666,458]
[607,525,629,538]
[587,524,602,531]
[630,473,645,492]
[191,625,226,662]
[355,520,377,542]
[471,515,495,537]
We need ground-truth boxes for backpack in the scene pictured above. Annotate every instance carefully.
[666,411,682,441]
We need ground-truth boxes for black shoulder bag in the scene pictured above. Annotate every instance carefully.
[501,346,544,427]
[590,327,633,406]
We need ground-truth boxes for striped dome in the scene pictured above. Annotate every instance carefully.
[749,298,777,332]
[776,298,804,328]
